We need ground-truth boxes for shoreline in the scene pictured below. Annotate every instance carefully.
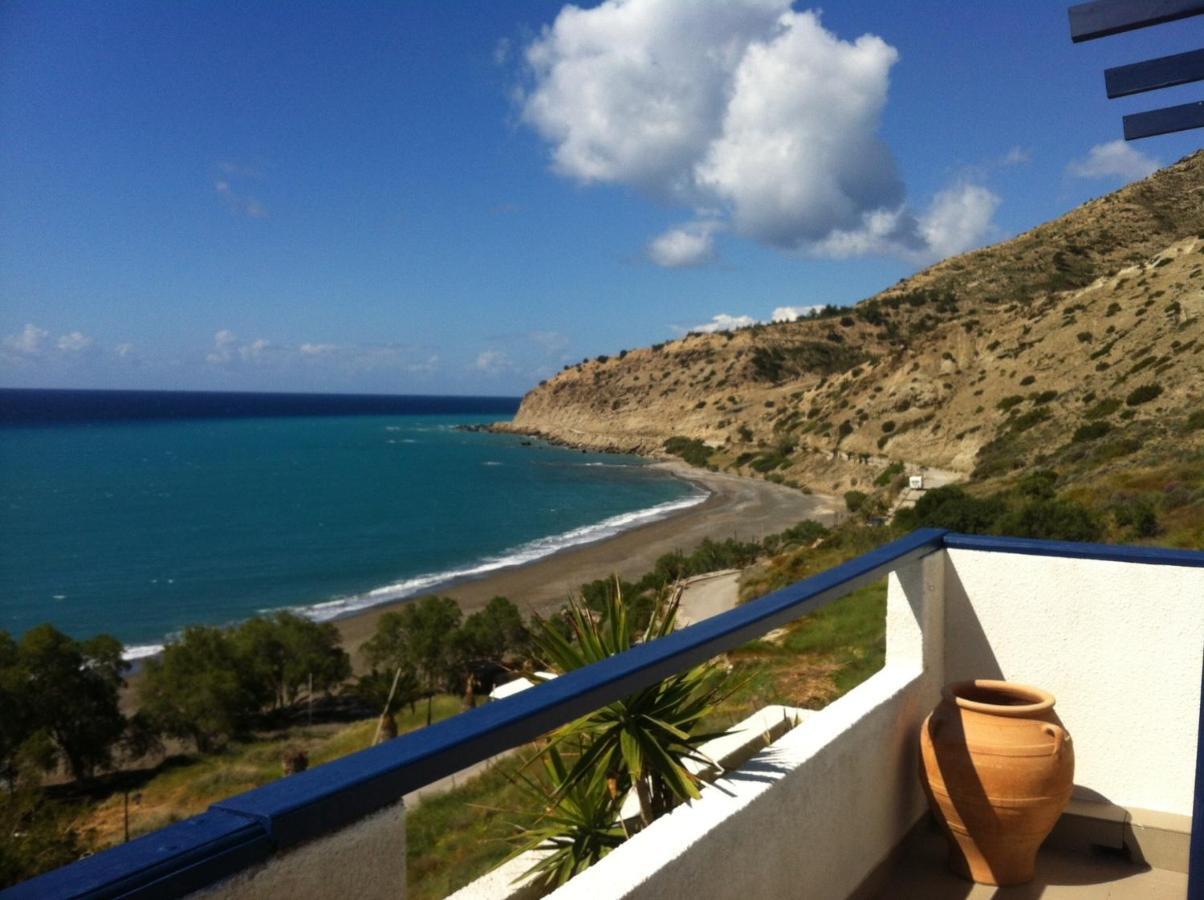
[333,459,839,667]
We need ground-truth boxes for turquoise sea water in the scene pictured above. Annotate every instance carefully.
[0,398,701,655]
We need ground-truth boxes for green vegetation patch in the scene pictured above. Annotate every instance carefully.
[1084,398,1121,420]
[750,342,866,383]
[663,436,715,468]
[1125,384,1163,406]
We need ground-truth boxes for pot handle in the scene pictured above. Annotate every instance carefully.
[1042,724,1067,756]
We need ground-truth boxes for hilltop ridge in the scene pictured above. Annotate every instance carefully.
[501,152,1204,496]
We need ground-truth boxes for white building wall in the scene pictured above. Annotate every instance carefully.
[943,548,1204,816]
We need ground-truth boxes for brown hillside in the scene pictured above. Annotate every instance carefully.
[501,152,1204,495]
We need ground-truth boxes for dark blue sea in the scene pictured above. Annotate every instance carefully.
[0,389,702,656]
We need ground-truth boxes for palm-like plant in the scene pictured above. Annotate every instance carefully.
[530,582,732,827]
[508,745,626,890]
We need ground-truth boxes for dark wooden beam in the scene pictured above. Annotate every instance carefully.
[1123,99,1204,138]
[1106,48,1204,96]
[1069,0,1204,42]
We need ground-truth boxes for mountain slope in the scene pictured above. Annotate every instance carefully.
[502,152,1204,496]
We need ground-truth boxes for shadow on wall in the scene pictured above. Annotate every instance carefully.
[942,560,1004,683]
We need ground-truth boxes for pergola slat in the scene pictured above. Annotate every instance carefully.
[1069,0,1204,42]
[1123,99,1204,138]
[1106,48,1204,97]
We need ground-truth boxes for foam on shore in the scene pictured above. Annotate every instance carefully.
[299,489,708,623]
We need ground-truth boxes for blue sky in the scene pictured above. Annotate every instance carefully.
[1,1,1200,396]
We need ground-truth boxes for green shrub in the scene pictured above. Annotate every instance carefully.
[1032,390,1058,405]
[1125,384,1163,406]
[663,436,714,468]
[1187,410,1204,432]
[750,453,789,473]
[1110,495,1161,538]
[1009,408,1051,433]
[750,342,865,382]
[874,461,904,487]
[1072,421,1111,442]
[899,486,1005,533]
[997,395,1024,412]
[844,490,868,514]
[1084,398,1121,419]
[1016,470,1059,499]
[1019,375,1036,386]
[995,499,1102,543]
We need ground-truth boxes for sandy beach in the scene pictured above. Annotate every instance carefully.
[334,461,839,666]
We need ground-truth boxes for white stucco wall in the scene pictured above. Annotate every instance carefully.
[944,548,1204,816]
[199,800,406,900]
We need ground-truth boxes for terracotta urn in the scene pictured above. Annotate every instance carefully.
[919,680,1074,885]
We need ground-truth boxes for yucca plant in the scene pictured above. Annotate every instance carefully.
[530,581,733,827]
[507,745,627,890]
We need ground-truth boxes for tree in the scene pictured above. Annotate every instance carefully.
[0,631,31,786]
[14,625,127,781]
[232,612,351,710]
[899,485,1006,533]
[355,666,421,717]
[139,626,265,752]
[459,597,529,664]
[454,597,531,706]
[363,596,463,725]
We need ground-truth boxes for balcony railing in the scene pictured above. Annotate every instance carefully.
[5,529,1201,899]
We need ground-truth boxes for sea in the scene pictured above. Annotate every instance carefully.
[0,389,705,658]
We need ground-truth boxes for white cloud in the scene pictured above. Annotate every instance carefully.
[1067,140,1159,182]
[520,1,996,263]
[474,349,514,375]
[205,329,439,376]
[56,331,94,352]
[772,305,825,322]
[687,313,757,334]
[917,183,1001,259]
[693,11,902,250]
[527,330,570,356]
[299,342,337,356]
[1001,146,1032,167]
[3,323,50,355]
[206,330,273,364]
[2,324,98,360]
[115,342,135,358]
[206,329,239,364]
[493,36,512,66]
[647,221,718,267]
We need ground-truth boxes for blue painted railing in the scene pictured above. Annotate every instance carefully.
[6,529,1202,898]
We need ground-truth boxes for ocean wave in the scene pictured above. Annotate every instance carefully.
[298,489,708,623]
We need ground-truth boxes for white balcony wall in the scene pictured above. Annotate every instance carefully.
[942,548,1204,817]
